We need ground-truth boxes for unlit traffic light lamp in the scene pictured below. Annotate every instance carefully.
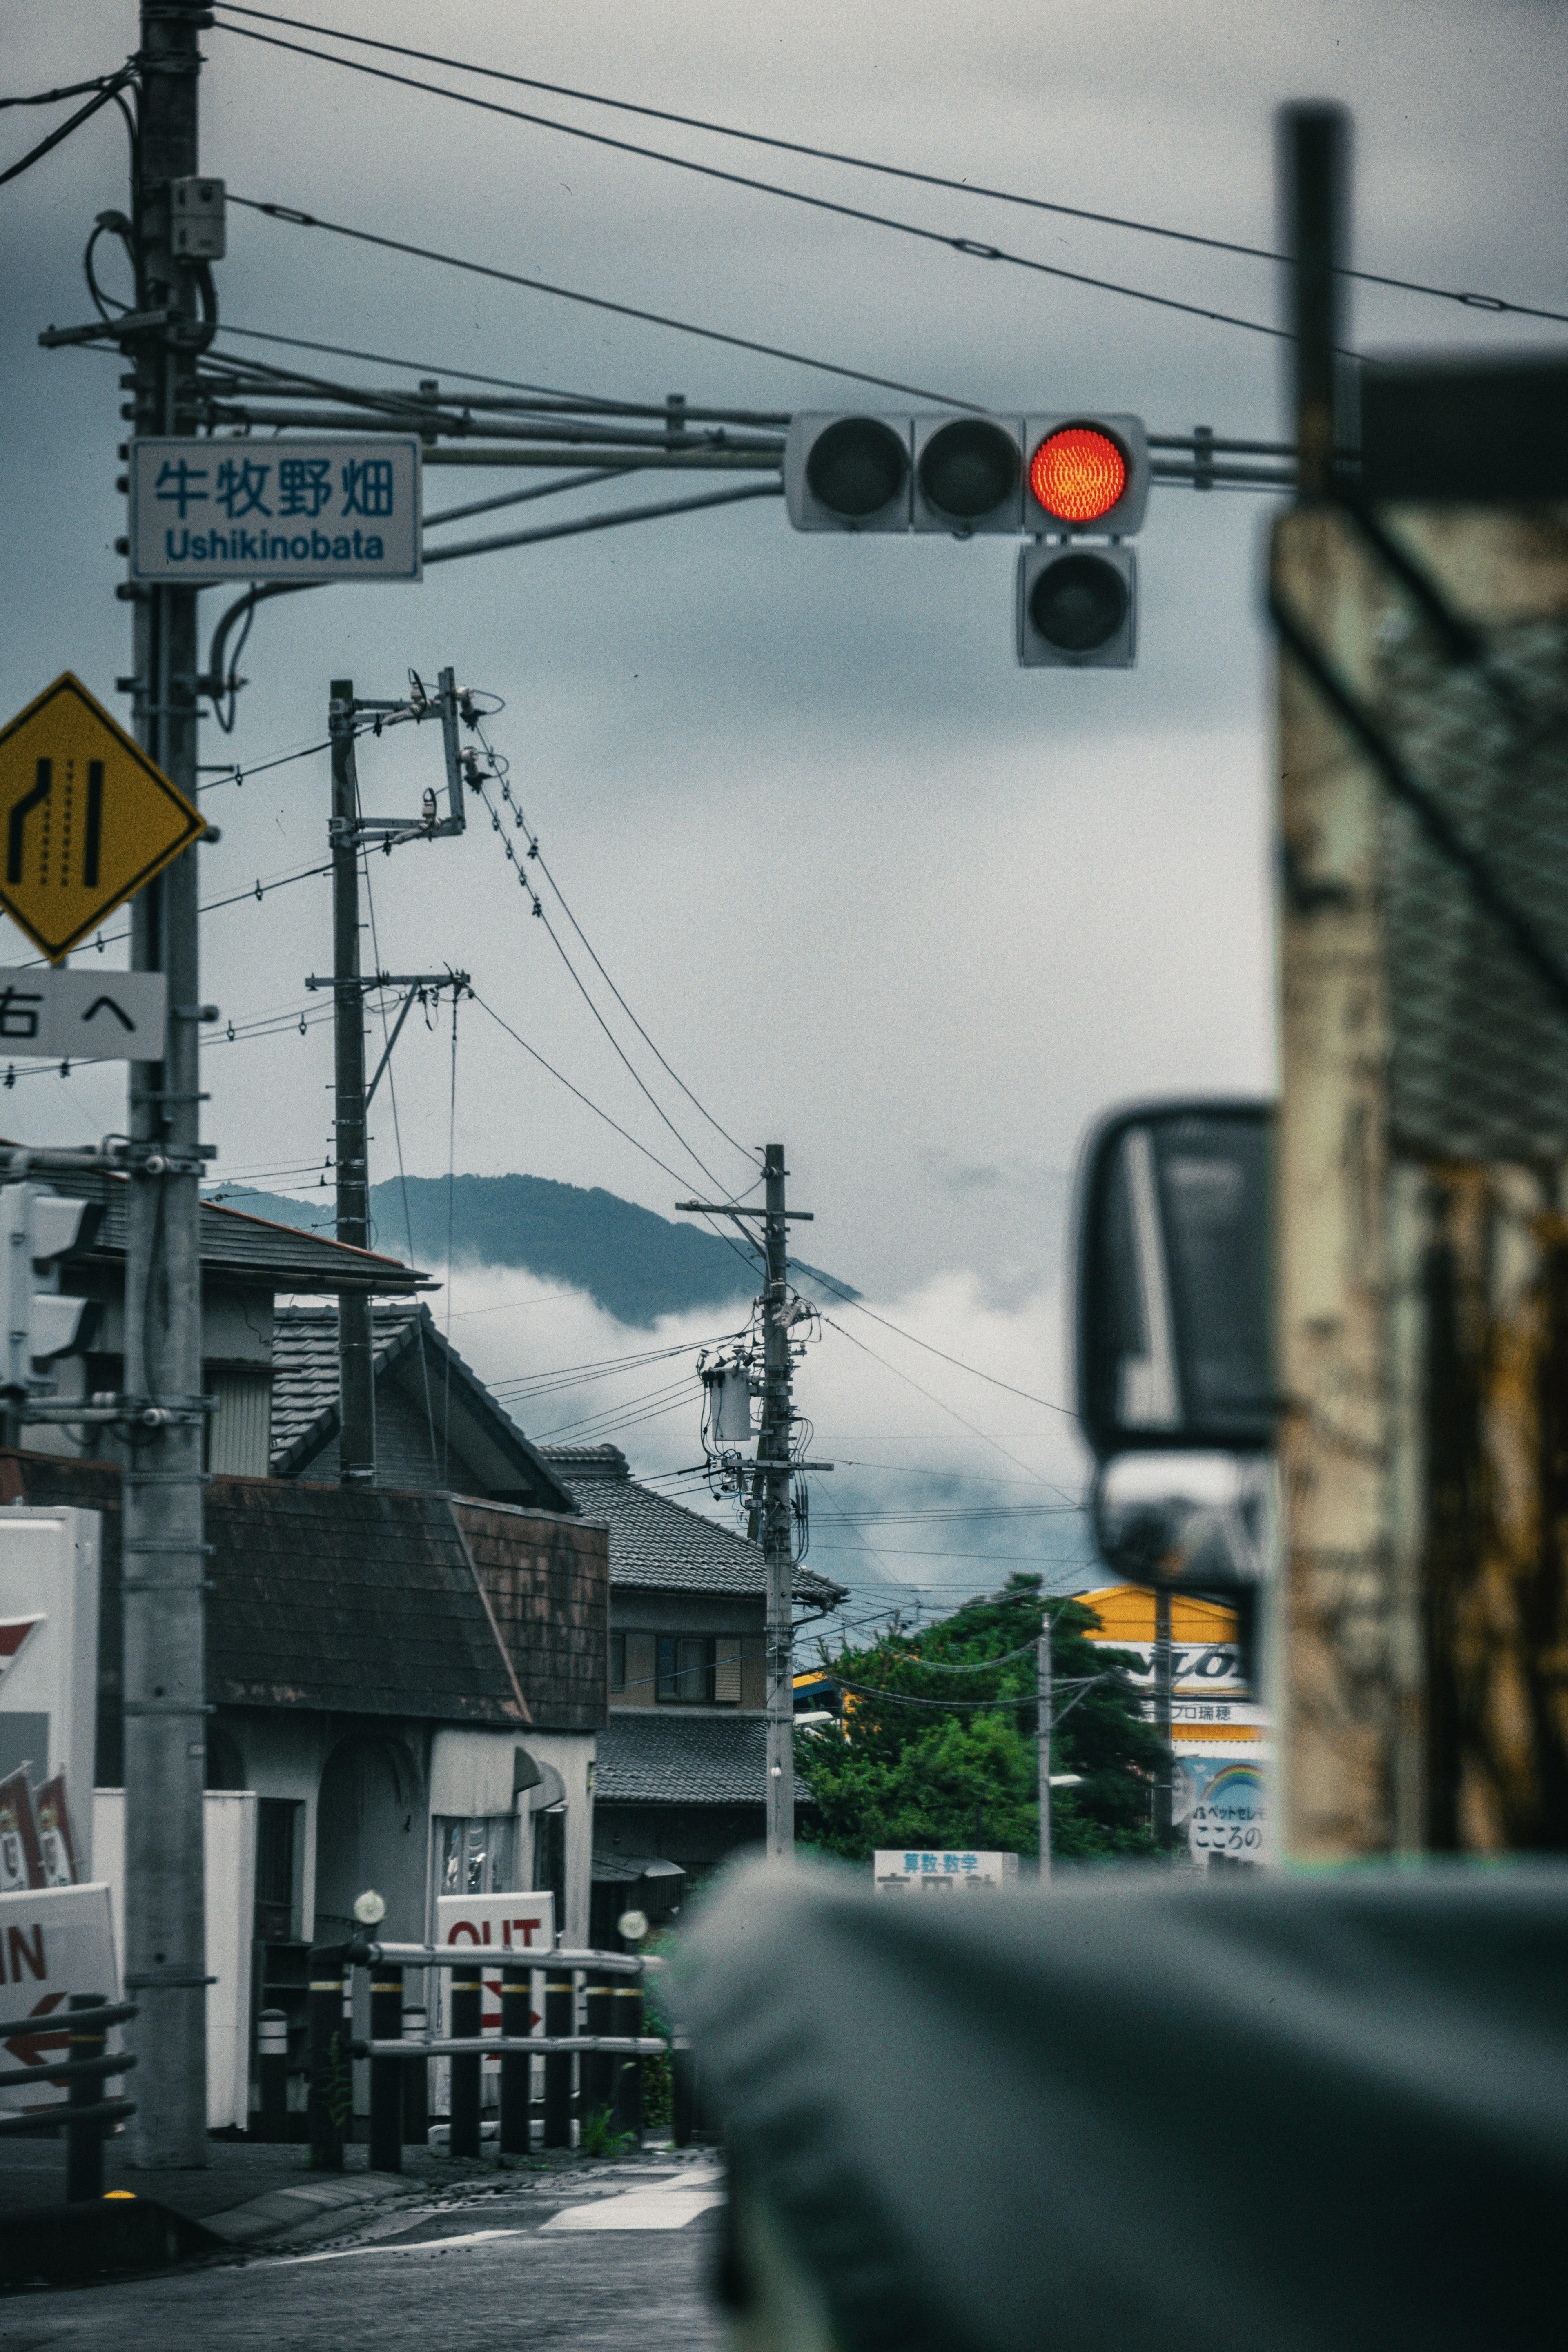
[915,418,1022,532]
[802,415,911,525]
[1017,544,1136,668]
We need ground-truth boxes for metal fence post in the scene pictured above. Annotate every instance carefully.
[449,1962,482,2160]
[499,1962,530,2156]
[66,1995,107,2203]
[401,2002,428,2145]
[612,1979,644,2143]
[257,2008,289,2143]
[369,1963,403,2174]
[543,1969,573,2149]
[672,2033,695,2149]
[308,1948,347,2172]
[582,1969,615,2125]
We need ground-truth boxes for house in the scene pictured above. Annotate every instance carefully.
[540,1445,846,1888]
[11,1167,429,1474]
[0,1176,610,2128]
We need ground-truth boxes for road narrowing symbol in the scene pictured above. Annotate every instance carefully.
[0,673,206,962]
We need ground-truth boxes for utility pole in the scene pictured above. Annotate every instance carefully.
[328,681,375,1486]
[757,1145,795,1861]
[677,1144,817,1862]
[1152,1586,1174,1850]
[320,672,468,1486]
[122,0,212,2165]
[1036,1609,1053,1882]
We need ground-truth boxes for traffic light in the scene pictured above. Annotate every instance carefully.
[1017,544,1137,668]
[0,1185,98,1398]
[785,412,1149,536]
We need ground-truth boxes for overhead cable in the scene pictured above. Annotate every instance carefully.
[0,70,133,188]
[215,31,1296,348]
[209,4,1568,330]
[803,1264,1078,1422]
[228,196,978,408]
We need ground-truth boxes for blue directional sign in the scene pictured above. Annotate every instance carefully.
[129,437,421,582]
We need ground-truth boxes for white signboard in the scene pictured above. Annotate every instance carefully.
[1175,1756,1271,1866]
[92,1787,256,2131]
[0,1880,118,2114]
[0,969,167,1061]
[873,1849,1019,1894]
[433,1891,555,2111]
[0,1510,99,1864]
[130,437,422,582]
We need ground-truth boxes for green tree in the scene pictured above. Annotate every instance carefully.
[798,1572,1163,1864]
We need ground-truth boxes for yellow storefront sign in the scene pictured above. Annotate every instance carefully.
[0,673,205,962]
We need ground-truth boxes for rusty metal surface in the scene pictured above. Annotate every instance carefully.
[454,1498,609,1732]
[1274,505,1568,1858]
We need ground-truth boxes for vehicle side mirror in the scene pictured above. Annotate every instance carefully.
[1073,1100,1273,1461]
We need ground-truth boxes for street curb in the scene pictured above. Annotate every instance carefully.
[0,2197,223,2290]
[203,2170,418,2249]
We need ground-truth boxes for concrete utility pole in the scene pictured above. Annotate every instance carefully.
[122,0,212,2164]
[328,682,375,1486]
[1152,1586,1174,1850]
[677,1144,815,1861]
[1036,1611,1053,1881]
[757,1145,796,1861]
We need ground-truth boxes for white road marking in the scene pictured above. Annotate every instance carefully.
[539,2174,726,2233]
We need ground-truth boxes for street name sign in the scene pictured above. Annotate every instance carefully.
[0,967,168,1060]
[0,675,206,962]
[129,436,422,581]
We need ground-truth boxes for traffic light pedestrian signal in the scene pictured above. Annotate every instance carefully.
[786,413,1150,536]
[0,1184,98,1399]
[1017,545,1136,668]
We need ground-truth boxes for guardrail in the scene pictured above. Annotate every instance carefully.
[302,1940,670,2171]
[0,1995,138,2201]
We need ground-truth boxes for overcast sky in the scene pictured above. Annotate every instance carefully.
[5,2,1565,1613]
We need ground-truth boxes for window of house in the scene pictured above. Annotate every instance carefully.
[609,1633,626,1694]
[434,1814,514,1897]
[656,1635,714,1704]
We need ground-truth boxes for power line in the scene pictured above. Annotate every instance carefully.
[214,25,1296,350]
[466,767,741,1197]
[468,719,758,1172]
[0,70,133,189]
[800,1263,1079,1422]
[822,1313,1069,1494]
[228,196,978,409]
[210,4,1568,331]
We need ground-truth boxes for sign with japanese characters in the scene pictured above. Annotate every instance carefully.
[129,437,421,581]
[1176,1757,1270,1866]
[0,675,205,962]
[873,1849,1019,1893]
[0,968,167,1061]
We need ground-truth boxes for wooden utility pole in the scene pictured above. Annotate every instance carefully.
[122,0,212,2165]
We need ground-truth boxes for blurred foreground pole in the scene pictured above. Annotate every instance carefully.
[1271,104,1568,1856]
[1036,1616,1052,1880]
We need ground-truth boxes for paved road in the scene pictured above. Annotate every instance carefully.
[1,2161,730,2352]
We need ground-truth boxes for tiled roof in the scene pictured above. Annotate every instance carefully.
[2,1157,428,1293]
[540,1447,845,1608]
[2,1454,523,1727]
[595,1713,770,1805]
[270,1304,575,1510]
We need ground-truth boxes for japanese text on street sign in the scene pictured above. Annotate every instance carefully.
[130,437,421,581]
[873,1849,1019,1892]
[0,674,205,962]
[0,968,167,1061]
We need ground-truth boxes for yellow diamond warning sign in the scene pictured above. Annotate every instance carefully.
[0,673,206,963]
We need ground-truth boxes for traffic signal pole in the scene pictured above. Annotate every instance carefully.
[122,0,212,2165]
